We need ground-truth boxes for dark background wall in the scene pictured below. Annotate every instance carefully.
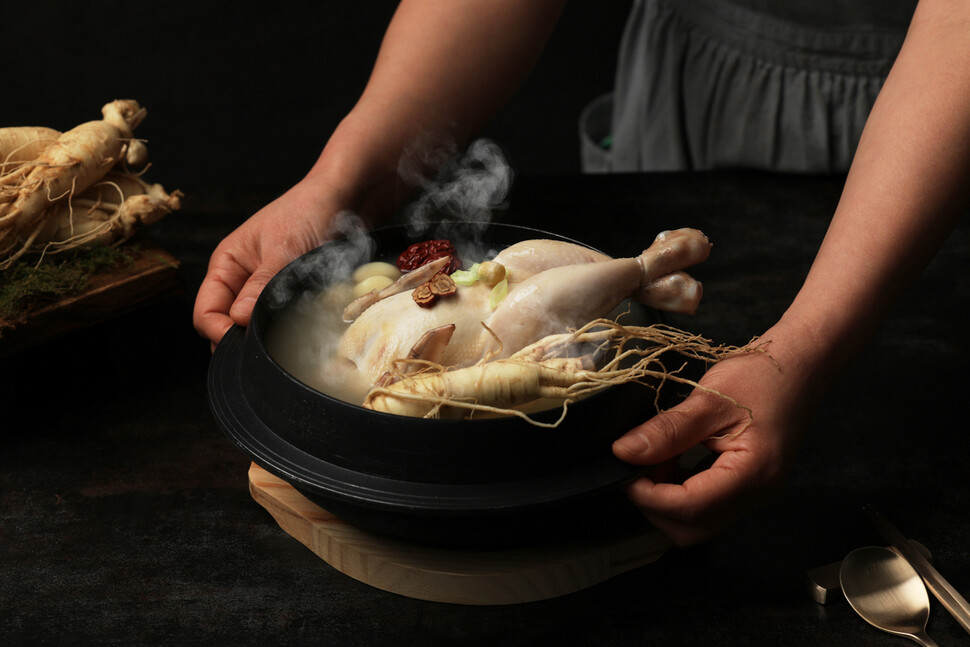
[5,1,631,196]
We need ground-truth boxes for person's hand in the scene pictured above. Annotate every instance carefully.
[612,332,817,545]
[193,180,346,349]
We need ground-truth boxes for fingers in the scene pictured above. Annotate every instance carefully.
[228,265,281,328]
[611,399,740,546]
[628,450,743,516]
[193,285,239,349]
[193,250,254,347]
[192,180,348,348]
[610,357,788,545]
[625,449,772,546]
[194,310,233,351]
[613,389,738,466]
[195,260,286,345]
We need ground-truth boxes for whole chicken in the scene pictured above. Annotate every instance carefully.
[338,229,710,386]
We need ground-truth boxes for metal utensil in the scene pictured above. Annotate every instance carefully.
[807,539,933,605]
[865,504,970,635]
[841,546,939,646]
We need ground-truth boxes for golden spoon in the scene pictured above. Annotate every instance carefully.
[841,546,939,646]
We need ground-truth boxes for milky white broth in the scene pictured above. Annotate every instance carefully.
[264,279,374,405]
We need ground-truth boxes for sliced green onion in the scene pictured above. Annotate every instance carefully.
[488,277,508,310]
[451,263,480,286]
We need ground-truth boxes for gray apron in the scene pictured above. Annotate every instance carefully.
[582,0,916,173]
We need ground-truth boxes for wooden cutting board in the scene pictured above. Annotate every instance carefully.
[248,462,671,605]
[0,236,181,357]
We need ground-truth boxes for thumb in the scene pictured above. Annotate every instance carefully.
[613,396,722,466]
[229,266,279,328]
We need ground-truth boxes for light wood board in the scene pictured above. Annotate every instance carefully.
[248,462,671,605]
[0,236,182,357]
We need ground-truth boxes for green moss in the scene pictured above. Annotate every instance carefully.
[0,247,135,323]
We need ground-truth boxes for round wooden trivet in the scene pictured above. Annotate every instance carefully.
[248,463,670,605]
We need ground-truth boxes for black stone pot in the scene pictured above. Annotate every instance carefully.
[208,222,661,547]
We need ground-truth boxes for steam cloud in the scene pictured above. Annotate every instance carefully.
[262,138,518,399]
[399,138,513,237]
[265,210,374,313]
[268,137,513,314]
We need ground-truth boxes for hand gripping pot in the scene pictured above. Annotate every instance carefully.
[207,222,658,547]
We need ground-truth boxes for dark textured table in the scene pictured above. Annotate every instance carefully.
[2,172,968,646]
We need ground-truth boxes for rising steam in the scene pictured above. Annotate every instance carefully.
[266,137,513,313]
[399,138,513,237]
[264,210,374,313]
[264,138,516,400]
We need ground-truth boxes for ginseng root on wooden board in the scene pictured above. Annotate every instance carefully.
[0,100,181,269]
